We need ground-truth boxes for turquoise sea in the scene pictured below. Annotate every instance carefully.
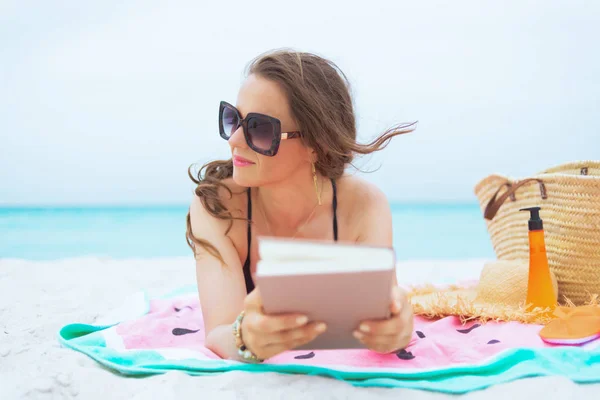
[0,204,495,260]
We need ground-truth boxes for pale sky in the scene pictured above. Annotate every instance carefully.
[1,1,598,205]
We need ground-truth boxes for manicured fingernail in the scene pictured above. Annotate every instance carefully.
[296,316,308,325]
[353,331,364,339]
[315,323,327,333]
[360,324,370,333]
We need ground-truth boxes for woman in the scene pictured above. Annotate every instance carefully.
[187,49,416,362]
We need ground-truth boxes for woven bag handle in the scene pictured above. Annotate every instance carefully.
[484,178,548,220]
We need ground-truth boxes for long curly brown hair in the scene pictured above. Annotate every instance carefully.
[186,49,416,262]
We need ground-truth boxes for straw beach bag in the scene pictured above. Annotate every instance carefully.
[474,161,600,305]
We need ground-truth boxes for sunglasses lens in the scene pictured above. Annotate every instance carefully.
[247,117,275,151]
[221,105,239,138]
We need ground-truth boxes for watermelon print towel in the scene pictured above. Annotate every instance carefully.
[58,285,600,394]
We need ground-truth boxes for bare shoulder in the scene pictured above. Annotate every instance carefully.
[335,174,390,211]
[335,174,392,244]
[189,177,248,238]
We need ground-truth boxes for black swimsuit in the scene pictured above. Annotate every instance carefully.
[242,179,339,294]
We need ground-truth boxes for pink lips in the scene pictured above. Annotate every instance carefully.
[233,155,255,167]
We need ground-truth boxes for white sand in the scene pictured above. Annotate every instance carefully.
[1,257,598,400]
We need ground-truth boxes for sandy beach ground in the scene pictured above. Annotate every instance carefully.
[1,257,598,400]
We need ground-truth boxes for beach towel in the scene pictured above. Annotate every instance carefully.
[58,285,600,394]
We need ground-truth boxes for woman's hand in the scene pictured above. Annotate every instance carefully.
[240,288,327,360]
[353,285,414,354]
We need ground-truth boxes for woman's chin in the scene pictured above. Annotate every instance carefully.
[232,168,257,187]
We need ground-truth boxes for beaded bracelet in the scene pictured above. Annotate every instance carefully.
[232,311,264,363]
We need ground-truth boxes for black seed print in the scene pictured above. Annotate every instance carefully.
[294,352,315,360]
[172,328,200,336]
[487,340,500,344]
[416,331,426,339]
[396,349,415,360]
[456,324,481,334]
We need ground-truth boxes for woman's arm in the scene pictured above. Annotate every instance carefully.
[354,185,394,247]
[188,195,247,360]
[353,184,412,352]
[354,185,397,285]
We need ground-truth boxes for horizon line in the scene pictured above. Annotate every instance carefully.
[0,201,481,209]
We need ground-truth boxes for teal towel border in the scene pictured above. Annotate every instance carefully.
[57,287,600,394]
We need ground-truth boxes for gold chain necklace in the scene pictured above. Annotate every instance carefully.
[257,178,323,239]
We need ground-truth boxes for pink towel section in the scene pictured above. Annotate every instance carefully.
[269,317,552,369]
[107,291,582,371]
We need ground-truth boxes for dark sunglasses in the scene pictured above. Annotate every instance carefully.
[219,101,302,156]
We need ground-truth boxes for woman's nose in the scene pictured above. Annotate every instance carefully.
[228,125,247,149]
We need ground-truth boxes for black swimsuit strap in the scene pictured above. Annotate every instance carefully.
[242,179,339,294]
[332,179,338,241]
[242,188,255,293]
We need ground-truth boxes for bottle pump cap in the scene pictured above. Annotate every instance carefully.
[519,206,543,231]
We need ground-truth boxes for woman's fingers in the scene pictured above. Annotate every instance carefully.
[364,342,396,354]
[242,289,327,359]
[271,321,327,345]
[243,321,327,359]
[359,285,412,335]
[241,305,326,354]
[390,285,407,315]
[357,314,403,336]
[353,286,414,354]
[244,311,310,334]
[354,329,410,346]
[353,327,412,354]
[242,288,343,358]
[263,323,327,355]
[251,320,326,347]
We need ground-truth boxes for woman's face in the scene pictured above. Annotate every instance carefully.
[228,74,309,187]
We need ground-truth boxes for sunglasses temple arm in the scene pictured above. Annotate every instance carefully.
[281,132,302,140]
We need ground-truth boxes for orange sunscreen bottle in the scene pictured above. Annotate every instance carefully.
[520,207,557,310]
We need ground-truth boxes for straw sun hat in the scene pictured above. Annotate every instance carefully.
[408,260,564,324]
[409,258,599,325]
